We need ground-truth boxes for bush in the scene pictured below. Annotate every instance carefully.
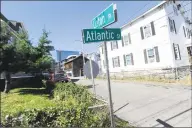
[53,82,93,106]
[1,105,111,127]
[1,83,130,127]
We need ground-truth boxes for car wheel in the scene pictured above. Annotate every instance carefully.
[65,80,68,83]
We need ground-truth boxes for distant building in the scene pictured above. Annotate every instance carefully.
[56,50,80,62]
[99,1,192,76]
[56,50,80,71]
[64,55,89,77]
[0,12,27,34]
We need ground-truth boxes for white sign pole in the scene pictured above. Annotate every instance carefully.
[103,41,115,127]
[89,57,96,96]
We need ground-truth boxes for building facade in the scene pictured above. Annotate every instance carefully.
[99,1,192,75]
[56,50,80,71]
[64,55,88,77]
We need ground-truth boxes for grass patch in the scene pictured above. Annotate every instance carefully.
[1,88,59,119]
[1,83,131,127]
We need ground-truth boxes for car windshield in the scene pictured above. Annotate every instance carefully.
[55,74,64,78]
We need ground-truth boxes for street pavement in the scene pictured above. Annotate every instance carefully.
[76,79,192,127]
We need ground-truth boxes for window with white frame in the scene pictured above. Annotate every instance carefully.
[111,41,118,50]
[173,43,181,60]
[124,53,134,66]
[173,5,178,16]
[122,33,131,46]
[140,21,156,40]
[168,17,177,33]
[112,56,120,68]
[187,46,192,56]
[144,46,160,64]
[186,28,191,39]
[143,24,152,38]
[147,48,155,63]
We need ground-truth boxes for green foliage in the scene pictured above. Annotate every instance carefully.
[1,84,130,127]
[0,22,54,92]
[53,82,93,106]
[0,22,54,74]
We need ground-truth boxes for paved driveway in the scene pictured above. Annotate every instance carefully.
[76,79,192,127]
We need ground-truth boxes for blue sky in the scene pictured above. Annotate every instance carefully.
[2,1,164,60]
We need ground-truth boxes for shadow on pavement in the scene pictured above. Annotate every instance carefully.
[114,102,129,113]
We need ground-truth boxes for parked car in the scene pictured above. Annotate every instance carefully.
[54,73,70,83]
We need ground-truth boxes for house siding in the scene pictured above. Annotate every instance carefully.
[99,1,191,75]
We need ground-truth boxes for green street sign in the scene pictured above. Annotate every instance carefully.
[92,4,117,29]
[82,28,121,44]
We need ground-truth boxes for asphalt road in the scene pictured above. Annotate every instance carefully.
[76,79,192,127]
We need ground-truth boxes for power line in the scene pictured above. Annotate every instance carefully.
[182,2,192,7]
[126,0,153,22]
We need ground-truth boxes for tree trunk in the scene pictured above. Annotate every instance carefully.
[4,71,11,93]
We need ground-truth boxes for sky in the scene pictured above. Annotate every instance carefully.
[1,0,173,60]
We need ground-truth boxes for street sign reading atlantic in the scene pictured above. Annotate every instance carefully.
[82,28,121,44]
[92,4,117,29]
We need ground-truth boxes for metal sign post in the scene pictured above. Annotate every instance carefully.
[103,41,115,127]
[81,3,118,127]
[89,57,96,97]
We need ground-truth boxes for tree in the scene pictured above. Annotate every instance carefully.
[0,22,54,93]
[34,29,54,73]
[0,22,16,93]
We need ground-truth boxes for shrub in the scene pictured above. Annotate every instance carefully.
[1,83,130,127]
[53,82,93,106]
[1,106,112,127]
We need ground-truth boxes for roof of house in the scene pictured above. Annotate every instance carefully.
[121,1,167,29]
[0,12,27,33]
[64,55,88,64]
[98,1,167,48]
[9,20,27,33]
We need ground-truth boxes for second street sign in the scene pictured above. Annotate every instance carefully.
[82,28,121,44]
[92,4,117,29]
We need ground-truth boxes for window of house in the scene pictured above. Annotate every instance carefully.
[147,48,155,63]
[186,28,191,39]
[144,46,160,64]
[124,53,134,66]
[183,26,186,37]
[187,46,192,63]
[112,56,120,68]
[173,5,178,16]
[168,17,177,34]
[144,24,152,38]
[187,46,192,56]
[122,33,131,46]
[173,43,181,60]
[111,41,118,50]
[140,21,155,40]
